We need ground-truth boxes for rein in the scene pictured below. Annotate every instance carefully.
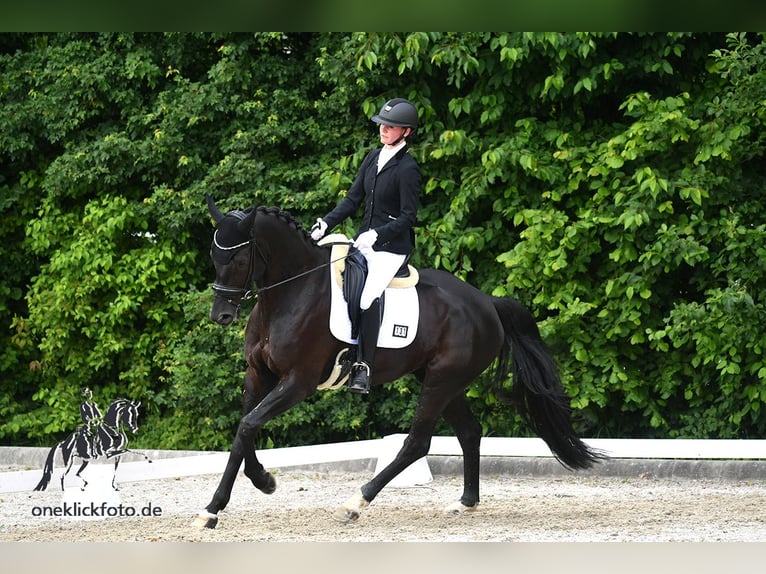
[254,253,350,297]
[212,230,350,302]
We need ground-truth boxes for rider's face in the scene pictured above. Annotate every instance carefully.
[379,124,408,147]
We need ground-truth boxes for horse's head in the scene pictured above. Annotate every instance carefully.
[123,400,141,433]
[105,398,141,433]
[207,197,327,326]
[207,196,260,325]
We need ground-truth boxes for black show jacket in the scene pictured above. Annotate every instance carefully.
[323,145,420,255]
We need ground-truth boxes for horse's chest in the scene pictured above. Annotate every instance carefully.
[259,336,293,374]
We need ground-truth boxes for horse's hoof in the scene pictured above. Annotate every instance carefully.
[333,490,369,523]
[259,473,277,495]
[193,511,219,529]
[444,500,478,515]
[246,470,277,495]
[333,508,360,523]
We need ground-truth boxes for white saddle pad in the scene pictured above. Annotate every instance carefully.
[320,235,419,349]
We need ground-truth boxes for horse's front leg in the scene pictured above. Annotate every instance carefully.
[74,461,89,491]
[193,443,246,529]
[195,370,311,529]
[238,373,312,492]
[335,384,451,523]
[194,372,263,529]
[235,379,278,495]
[111,455,121,490]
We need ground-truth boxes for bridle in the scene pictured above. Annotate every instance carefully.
[211,228,265,303]
[211,224,349,306]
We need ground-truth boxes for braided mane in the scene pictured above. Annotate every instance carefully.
[254,205,313,243]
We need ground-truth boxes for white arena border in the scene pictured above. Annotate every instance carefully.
[2,435,766,493]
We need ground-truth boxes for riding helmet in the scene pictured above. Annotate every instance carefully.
[371,98,418,129]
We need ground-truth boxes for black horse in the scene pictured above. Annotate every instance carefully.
[34,397,148,491]
[196,198,604,528]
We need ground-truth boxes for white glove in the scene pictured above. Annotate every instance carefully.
[310,218,328,241]
[353,229,378,250]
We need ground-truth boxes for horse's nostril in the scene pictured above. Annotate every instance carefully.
[213,312,235,325]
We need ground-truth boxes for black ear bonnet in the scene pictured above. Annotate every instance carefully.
[211,209,253,264]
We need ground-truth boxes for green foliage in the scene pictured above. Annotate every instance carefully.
[1,32,765,449]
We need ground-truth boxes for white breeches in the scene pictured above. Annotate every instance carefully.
[358,247,407,310]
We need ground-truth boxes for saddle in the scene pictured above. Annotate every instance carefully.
[315,235,420,391]
[318,234,418,338]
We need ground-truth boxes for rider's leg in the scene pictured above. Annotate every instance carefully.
[348,249,405,394]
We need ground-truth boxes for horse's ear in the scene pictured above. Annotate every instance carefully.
[206,195,225,223]
[239,207,257,235]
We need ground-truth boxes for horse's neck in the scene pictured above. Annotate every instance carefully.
[257,249,329,328]
[257,231,326,292]
[103,401,129,427]
[248,213,330,322]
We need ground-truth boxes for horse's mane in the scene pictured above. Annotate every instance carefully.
[251,205,316,245]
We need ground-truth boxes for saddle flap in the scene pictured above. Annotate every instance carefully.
[342,249,367,338]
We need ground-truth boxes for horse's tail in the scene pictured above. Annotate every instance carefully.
[33,443,59,491]
[491,297,605,470]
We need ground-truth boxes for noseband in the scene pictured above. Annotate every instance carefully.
[211,223,265,305]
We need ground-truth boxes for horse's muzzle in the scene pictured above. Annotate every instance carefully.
[210,300,240,325]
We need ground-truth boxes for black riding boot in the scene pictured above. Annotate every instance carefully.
[348,298,381,394]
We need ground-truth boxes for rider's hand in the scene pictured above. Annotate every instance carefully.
[310,218,328,241]
[353,229,378,250]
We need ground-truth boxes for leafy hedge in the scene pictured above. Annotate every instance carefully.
[1,32,765,450]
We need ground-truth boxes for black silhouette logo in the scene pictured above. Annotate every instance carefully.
[33,389,151,491]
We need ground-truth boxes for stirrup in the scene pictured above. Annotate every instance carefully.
[348,362,371,394]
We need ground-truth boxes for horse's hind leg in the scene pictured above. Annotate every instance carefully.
[441,395,482,513]
[335,385,449,523]
[60,453,75,490]
[112,456,121,490]
[58,437,76,490]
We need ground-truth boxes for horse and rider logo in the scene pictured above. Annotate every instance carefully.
[33,388,150,492]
